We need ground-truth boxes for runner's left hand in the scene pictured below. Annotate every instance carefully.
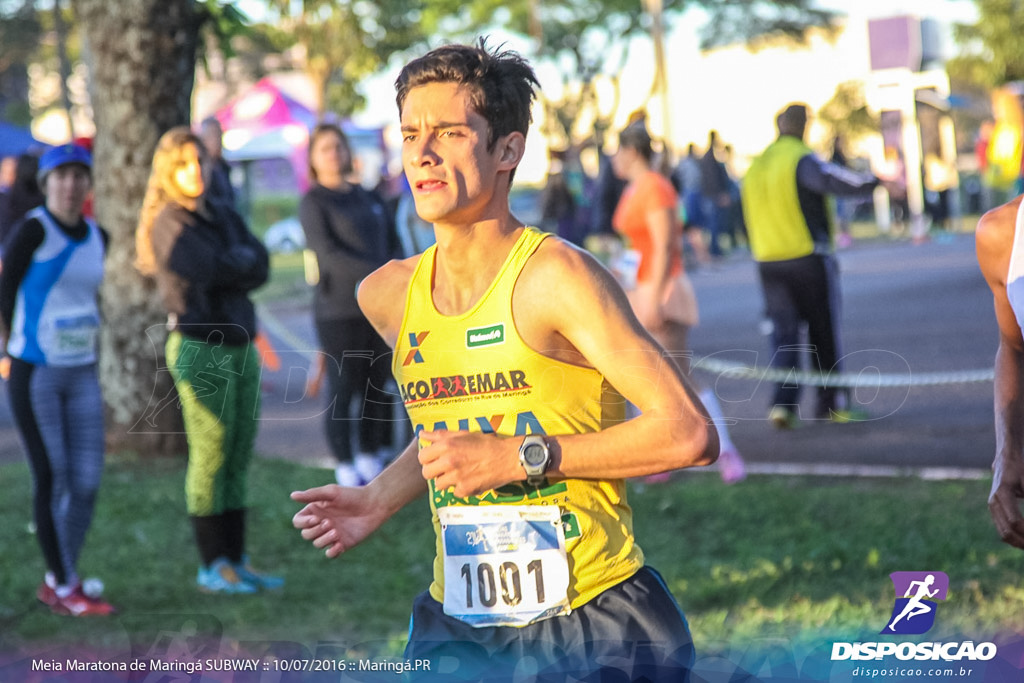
[418,430,518,498]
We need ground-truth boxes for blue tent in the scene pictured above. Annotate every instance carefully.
[0,122,46,157]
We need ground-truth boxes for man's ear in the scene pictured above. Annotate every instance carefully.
[497,132,526,171]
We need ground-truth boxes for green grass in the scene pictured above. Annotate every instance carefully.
[246,195,299,238]
[2,457,1021,661]
[253,250,310,304]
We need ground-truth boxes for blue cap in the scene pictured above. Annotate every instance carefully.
[37,144,92,183]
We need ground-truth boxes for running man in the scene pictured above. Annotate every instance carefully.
[887,574,938,631]
[977,195,1024,549]
[292,41,718,680]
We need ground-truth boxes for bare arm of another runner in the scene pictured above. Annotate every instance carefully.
[976,197,1024,550]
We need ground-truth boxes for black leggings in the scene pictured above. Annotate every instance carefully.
[315,316,394,463]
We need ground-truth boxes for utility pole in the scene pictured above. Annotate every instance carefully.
[641,0,671,147]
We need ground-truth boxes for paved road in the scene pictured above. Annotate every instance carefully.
[686,232,995,475]
[0,231,998,479]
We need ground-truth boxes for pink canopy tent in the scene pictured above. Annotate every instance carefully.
[214,78,390,196]
[215,77,318,135]
[215,78,318,192]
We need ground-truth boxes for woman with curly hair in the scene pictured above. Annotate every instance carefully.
[136,125,282,593]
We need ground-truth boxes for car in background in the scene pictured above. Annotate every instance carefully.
[263,216,305,253]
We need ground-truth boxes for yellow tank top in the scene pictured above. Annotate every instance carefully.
[393,227,644,610]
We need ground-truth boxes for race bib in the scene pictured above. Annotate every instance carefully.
[46,311,100,363]
[439,505,571,627]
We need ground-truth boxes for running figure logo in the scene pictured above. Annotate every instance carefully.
[881,571,949,635]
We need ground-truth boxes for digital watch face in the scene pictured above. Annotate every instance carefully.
[524,444,547,467]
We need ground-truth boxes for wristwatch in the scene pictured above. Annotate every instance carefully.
[518,435,551,487]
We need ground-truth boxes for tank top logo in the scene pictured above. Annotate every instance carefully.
[403,330,430,366]
[466,323,505,348]
[399,369,532,404]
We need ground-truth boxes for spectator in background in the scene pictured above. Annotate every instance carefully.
[612,124,746,483]
[699,130,732,259]
[199,117,237,209]
[540,150,579,244]
[720,143,746,251]
[299,123,401,487]
[72,137,95,219]
[0,154,18,248]
[0,155,16,191]
[975,120,994,211]
[0,144,114,616]
[0,154,45,249]
[830,136,854,249]
[673,143,711,266]
[924,151,959,234]
[740,103,878,430]
[878,146,909,234]
[592,146,627,237]
[136,126,281,594]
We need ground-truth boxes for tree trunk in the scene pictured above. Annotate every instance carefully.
[73,0,200,456]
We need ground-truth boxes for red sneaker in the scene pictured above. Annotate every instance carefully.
[54,585,116,616]
[36,581,59,608]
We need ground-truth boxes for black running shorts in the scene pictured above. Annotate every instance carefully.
[404,565,694,682]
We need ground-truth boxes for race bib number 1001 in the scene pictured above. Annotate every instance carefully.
[439,505,571,628]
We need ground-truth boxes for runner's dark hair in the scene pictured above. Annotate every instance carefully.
[395,37,539,151]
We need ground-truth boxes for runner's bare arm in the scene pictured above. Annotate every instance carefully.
[357,256,420,349]
[417,238,716,497]
[976,198,1024,549]
[289,257,431,559]
[291,437,427,558]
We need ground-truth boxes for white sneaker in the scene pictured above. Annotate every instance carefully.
[353,453,384,483]
[334,463,361,487]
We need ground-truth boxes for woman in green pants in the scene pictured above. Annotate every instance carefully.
[135,126,282,593]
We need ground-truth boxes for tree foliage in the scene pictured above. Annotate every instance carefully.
[818,80,878,144]
[949,0,1024,89]
[0,1,39,124]
[258,0,426,116]
[414,0,836,148]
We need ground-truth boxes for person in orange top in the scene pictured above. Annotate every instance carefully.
[612,123,746,483]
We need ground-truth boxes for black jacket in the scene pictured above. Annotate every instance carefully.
[299,183,400,321]
[151,201,268,346]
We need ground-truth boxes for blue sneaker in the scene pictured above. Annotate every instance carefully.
[232,556,284,590]
[197,558,258,594]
